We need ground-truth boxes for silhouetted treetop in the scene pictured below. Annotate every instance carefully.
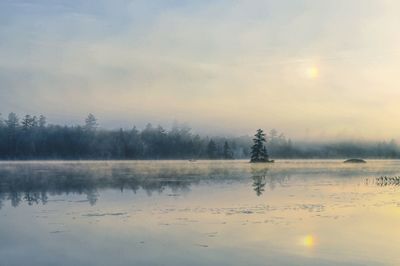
[250,129,273,163]
[85,113,98,131]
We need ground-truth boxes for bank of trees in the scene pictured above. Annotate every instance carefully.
[0,112,399,160]
[0,113,251,159]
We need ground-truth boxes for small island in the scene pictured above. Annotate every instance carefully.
[250,129,274,163]
[344,158,366,163]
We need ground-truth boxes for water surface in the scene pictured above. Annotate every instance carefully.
[1,160,400,266]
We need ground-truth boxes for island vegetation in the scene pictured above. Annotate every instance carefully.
[0,112,399,160]
[250,129,274,163]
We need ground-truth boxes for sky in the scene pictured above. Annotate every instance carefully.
[1,0,400,140]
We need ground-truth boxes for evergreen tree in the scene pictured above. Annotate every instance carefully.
[223,141,233,159]
[250,129,272,163]
[84,113,98,131]
[6,113,19,130]
[207,139,217,159]
[5,113,19,157]
[261,145,268,160]
[38,115,46,128]
[22,115,31,130]
[22,115,37,130]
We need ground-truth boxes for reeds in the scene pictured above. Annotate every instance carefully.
[375,176,400,186]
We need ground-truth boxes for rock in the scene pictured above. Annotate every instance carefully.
[344,158,366,163]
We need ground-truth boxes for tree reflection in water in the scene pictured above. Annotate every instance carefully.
[0,162,223,208]
[252,172,267,196]
[0,162,296,208]
[251,167,290,196]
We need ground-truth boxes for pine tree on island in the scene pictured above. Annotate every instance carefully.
[250,129,274,163]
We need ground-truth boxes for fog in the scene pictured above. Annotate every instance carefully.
[1,1,400,139]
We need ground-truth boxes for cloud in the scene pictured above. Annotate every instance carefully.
[1,0,400,139]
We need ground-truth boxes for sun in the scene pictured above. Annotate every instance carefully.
[306,66,319,79]
[302,235,315,247]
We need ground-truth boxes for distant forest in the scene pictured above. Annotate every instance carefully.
[0,112,399,160]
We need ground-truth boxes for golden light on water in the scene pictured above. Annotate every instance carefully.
[306,66,319,79]
[302,235,315,247]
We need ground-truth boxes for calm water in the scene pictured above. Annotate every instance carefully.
[1,160,400,266]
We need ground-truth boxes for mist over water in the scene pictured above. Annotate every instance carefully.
[1,160,400,265]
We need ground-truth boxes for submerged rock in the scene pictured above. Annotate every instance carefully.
[344,158,366,163]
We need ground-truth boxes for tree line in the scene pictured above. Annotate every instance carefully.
[0,113,253,159]
[0,112,399,159]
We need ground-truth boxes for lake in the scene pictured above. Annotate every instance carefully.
[0,160,399,266]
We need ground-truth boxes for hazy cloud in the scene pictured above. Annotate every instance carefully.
[1,0,400,139]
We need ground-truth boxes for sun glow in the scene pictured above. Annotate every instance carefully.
[306,66,319,79]
[302,235,315,247]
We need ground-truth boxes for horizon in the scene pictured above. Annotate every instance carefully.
[1,111,400,144]
[2,1,400,140]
